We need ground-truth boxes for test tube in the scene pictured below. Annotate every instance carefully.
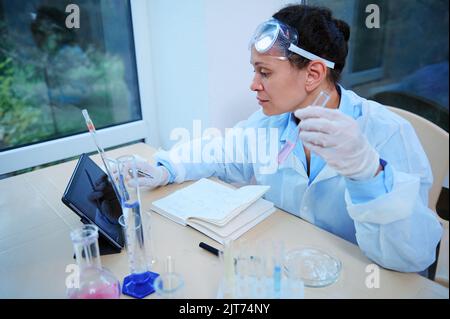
[165,255,174,273]
[311,91,331,108]
[220,239,236,299]
[241,240,266,298]
[272,241,285,299]
[234,242,252,299]
[284,257,305,299]
[277,91,330,165]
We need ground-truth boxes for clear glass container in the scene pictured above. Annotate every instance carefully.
[115,155,159,298]
[153,256,185,299]
[153,273,185,299]
[107,155,157,269]
[67,224,120,299]
[284,247,342,288]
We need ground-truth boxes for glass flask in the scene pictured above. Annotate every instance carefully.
[67,224,120,299]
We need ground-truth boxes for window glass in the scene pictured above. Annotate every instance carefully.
[0,0,142,151]
[312,0,448,131]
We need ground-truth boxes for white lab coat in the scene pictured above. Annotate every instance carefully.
[155,87,442,273]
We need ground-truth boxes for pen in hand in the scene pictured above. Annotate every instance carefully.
[128,169,154,179]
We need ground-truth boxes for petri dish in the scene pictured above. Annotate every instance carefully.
[284,247,342,288]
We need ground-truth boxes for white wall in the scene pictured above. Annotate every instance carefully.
[146,0,294,150]
[147,0,210,149]
[205,0,294,132]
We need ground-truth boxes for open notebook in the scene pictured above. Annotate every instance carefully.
[150,178,275,244]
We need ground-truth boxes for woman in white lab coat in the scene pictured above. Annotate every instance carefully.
[134,4,442,273]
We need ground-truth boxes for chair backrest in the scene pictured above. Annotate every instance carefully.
[435,225,449,288]
[386,106,449,212]
[387,106,449,287]
[373,91,448,132]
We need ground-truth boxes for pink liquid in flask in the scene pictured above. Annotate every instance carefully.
[70,282,120,299]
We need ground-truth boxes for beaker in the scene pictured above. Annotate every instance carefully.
[153,273,185,299]
[116,155,159,298]
[67,224,120,299]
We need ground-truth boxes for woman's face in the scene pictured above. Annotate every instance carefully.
[250,48,308,116]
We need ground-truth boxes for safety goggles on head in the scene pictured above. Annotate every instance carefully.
[249,18,335,69]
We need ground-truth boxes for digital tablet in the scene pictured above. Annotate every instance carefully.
[62,154,124,251]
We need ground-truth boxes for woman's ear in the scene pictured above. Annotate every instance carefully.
[304,61,327,93]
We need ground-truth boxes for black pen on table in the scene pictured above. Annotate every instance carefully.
[199,242,221,257]
[199,241,258,267]
[199,242,259,263]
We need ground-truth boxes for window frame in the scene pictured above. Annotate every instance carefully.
[0,0,159,175]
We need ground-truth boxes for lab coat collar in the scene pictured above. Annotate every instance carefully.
[310,163,339,185]
[277,149,309,179]
[277,151,337,185]
[280,113,297,143]
[337,84,362,120]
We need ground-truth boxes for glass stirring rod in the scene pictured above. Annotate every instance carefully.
[277,91,331,165]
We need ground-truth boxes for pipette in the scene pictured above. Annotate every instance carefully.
[277,91,331,165]
[81,109,121,198]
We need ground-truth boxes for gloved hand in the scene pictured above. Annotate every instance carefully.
[294,106,380,181]
[124,154,170,189]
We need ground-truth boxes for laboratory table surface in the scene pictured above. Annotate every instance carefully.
[0,143,448,299]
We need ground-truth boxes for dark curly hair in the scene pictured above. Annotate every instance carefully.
[273,4,350,84]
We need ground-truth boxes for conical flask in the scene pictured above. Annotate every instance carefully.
[67,224,120,299]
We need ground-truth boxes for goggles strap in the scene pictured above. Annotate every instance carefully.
[288,44,335,69]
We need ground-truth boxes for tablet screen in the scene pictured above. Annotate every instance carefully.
[62,154,124,249]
